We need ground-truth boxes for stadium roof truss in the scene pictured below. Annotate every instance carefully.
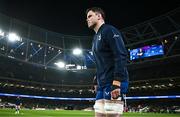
[0,7,180,70]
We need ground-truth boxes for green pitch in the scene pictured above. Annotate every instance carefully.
[0,109,179,117]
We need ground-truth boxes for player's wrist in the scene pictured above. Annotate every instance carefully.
[111,85,120,91]
[112,80,121,87]
[111,80,121,91]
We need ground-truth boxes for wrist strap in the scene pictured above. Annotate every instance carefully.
[111,85,120,91]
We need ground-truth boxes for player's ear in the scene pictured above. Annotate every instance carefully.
[97,13,102,20]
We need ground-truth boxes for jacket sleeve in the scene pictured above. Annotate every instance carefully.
[106,27,128,82]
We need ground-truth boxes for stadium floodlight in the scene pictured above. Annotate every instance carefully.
[7,33,21,42]
[54,61,65,68]
[0,29,4,36]
[65,64,75,67]
[73,48,82,55]
[76,65,82,70]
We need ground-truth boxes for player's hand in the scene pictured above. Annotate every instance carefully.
[111,80,121,99]
[111,86,120,99]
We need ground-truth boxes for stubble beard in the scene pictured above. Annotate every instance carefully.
[88,22,96,30]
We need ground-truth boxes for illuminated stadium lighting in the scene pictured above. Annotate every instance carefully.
[168,83,173,86]
[54,61,65,68]
[7,33,21,42]
[154,85,159,88]
[65,64,75,67]
[58,50,62,54]
[65,64,73,69]
[83,65,87,69]
[161,84,166,87]
[20,85,25,88]
[174,36,178,40]
[164,39,168,43]
[0,29,4,36]
[76,65,81,70]
[148,85,152,88]
[73,48,82,55]
[38,44,41,47]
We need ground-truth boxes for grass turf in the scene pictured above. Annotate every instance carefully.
[0,109,179,117]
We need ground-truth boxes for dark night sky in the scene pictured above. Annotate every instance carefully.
[0,0,180,36]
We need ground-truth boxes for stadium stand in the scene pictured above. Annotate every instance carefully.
[0,7,180,113]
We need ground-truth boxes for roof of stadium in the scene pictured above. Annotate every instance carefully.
[0,0,180,36]
[0,0,179,88]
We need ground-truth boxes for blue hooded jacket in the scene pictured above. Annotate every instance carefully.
[92,24,129,93]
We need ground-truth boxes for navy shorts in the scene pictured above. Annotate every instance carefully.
[96,81,128,100]
[96,84,111,100]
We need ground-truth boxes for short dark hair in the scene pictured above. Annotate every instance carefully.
[86,7,105,20]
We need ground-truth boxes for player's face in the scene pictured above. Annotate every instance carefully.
[86,11,99,29]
